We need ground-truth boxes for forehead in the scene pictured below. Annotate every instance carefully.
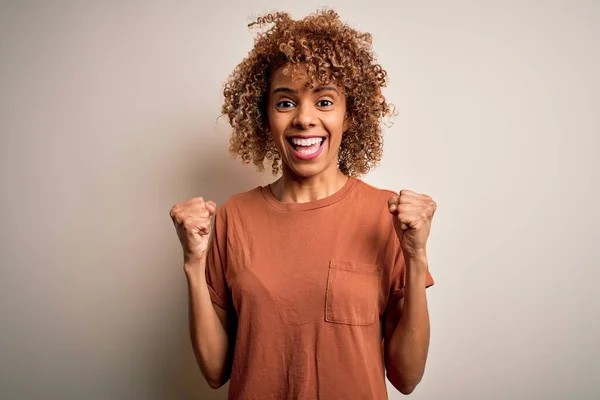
[269,64,340,91]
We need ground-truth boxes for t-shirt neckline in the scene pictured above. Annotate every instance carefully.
[260,176,358,212]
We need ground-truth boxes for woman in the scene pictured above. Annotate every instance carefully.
[170,9,437,399]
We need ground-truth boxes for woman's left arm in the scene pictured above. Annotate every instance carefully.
[385,190,436,394]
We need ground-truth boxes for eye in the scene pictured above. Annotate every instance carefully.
[276,100,295,109]
[316,99,333,107]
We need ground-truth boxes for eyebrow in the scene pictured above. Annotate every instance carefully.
[271,86,339,95]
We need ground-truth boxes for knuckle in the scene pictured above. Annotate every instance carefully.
[171,212,182,223]
[187,197,205,207]
[182,216,196,226]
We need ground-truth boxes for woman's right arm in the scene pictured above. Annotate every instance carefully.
[170,197,233,389]
[185,258,234,389]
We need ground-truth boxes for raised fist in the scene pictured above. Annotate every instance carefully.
[169,197,217,263]
[387,189,436,259]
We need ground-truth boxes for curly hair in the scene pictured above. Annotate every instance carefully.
[221,8,393,177]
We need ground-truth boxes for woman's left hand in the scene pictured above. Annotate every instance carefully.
[387,190,437,259]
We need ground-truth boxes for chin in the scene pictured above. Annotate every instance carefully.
[292,166,324,179]
[285,158,338,179]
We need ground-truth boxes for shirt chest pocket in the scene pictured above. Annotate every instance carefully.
[325,260,381,326]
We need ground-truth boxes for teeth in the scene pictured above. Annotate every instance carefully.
[298,146,320,155]
[290,137,323,146]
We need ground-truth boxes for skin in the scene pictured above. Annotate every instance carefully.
[266,65,351,203]
[386,190,437,394]
[169,63,437,394]
[169,198,234,389]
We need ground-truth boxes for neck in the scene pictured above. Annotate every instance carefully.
[271,163,349,203]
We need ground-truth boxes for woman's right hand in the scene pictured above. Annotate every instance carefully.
[169,197,217,264]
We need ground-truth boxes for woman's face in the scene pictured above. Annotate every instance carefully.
[267,65,350,178]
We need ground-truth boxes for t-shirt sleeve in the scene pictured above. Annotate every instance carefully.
[204,204,231,310]
[388,244,435,305]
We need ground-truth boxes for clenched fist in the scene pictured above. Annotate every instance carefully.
[169,197,217,263]
[387,190,436,260]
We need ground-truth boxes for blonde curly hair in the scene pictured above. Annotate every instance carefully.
[221,8,393,177]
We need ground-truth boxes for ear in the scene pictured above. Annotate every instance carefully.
[342,112,351,133]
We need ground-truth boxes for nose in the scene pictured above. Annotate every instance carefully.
[292,103,317,130]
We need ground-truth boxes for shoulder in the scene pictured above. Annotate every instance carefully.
[348,179,399,246]
[353,179,398,203]
[217,185,265,217]
[347,179,398,229]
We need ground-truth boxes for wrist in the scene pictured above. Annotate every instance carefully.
[184,251,206,264]
[183,255,206,281]
[185,268,205,287]
[405,252,428,279]
[404,249,428,266]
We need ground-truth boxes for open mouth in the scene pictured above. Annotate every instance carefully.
[286,136,326,159]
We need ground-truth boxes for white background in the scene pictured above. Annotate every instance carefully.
[1,1,598,399]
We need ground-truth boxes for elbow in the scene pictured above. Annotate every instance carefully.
[203,368,230,390]
[392,379,420,396]
[398,383,418,395]
[207,378,227,390]
[387,371,421,396]
[197,352,232,390]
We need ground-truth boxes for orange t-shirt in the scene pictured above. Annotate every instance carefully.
[205,177,434,399]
